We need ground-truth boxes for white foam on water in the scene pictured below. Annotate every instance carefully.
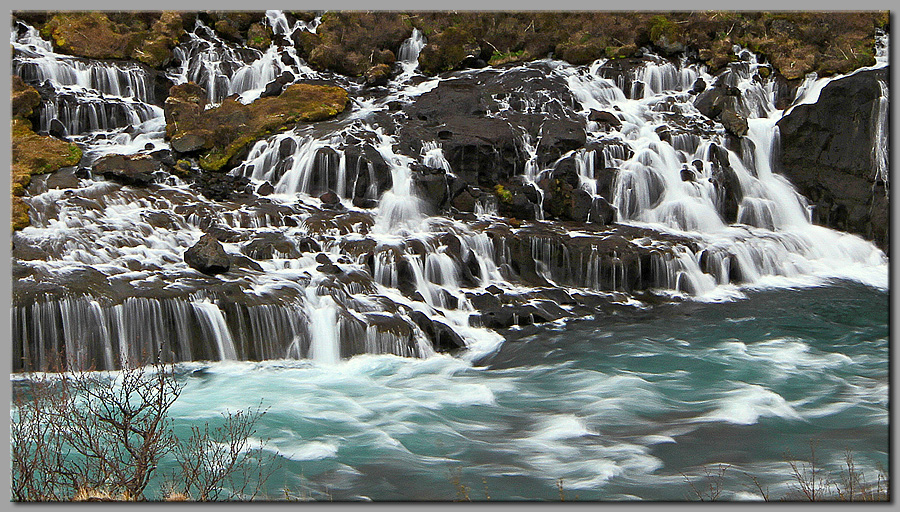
[698,383,803,425]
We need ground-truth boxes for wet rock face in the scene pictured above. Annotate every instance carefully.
[184,234,231,275]
[777,68,889,252]
[693,79,749,137]
[92,154,162,187]
[398,63,585,211]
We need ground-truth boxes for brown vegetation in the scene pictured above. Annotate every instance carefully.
[37,11,187,68]
[10,77,82,231]
[165,82,349,171]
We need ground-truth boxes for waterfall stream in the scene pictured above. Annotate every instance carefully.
[10,14,888,372]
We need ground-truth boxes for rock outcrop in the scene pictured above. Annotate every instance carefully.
[777,68,889,252]
[184,234,231,274]
[165,82,350,172]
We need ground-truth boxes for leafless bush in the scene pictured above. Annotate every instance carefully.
[172,405,278,501]
[10,360,273,501]
[682,464,729,501]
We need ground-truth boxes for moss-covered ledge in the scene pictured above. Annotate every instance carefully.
[36,11,187,68]
[11,119,82,230]
[165,82,350,172]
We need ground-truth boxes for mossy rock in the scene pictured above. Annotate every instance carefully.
[306,11,411,76]
[10,119,82,231]
[167,83,349,172]
[247,23,272,51]
[38,11,186,69]
[11,76,41,119]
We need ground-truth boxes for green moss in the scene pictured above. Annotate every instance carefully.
[10,119,82,230]
[488,49,526,66]
[171,83,349,172]
[494,184,513,204]
[648,15,677,44]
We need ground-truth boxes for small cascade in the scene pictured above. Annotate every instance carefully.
[397,28,427,76]
[305,287,341,364]
[265,9,321,37]
[11,22,164,142]
[169,19,315,105]
[871,79,889,194]
[192,300,238,361]
[633,58,699,98]
[371,130,428,235]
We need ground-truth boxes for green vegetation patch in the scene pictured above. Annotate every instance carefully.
[168,83,349,172]
[11,119,82,230]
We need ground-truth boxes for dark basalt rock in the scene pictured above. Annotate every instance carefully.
[588,109,622,128]
[410,164,450,214]
[720,109,749,137]
[92,153,161,187]
[256,181,275,196]
[191,170,252,201]
[691,77,707,94]
[708,143,743,224]
[410,311,467,353]
[496,178,541,221]
[184,234,231,275]
[540,156,592,222]
[589,196,617,226]
[364,63,392,87]
[777,68,889,252]
[241,232,302,260]
[260,70,295,98]
[536,118,587,167]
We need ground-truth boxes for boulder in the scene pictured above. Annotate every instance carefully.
[241,232,302,260]
[588,109,622,128]
[260,70,295,99]
[777,68,889,251]
[92,154,160,186]
[589,196,617,226]
[495,180,541,221]
[540,156,592,222]
[184,234,231,275]
[364,63,392,87]
[720,109,749,137]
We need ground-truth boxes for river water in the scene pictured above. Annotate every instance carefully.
[157,279,887,501]
[10,12,890,501]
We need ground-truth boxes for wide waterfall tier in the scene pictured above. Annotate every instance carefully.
[11,15,888,372]
[168,18,317,105]
[11,21,166,151]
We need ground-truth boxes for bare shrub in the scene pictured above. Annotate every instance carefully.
[10,360,273,501]
[682,464,730,501]
[172,405,278,501]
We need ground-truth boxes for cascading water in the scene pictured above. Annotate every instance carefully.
[11,20,164,150]
[554,45,887,295]
[10,14,888,373]
[168,18,316,105]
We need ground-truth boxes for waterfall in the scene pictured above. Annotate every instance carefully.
[305,288,341,364]
[11,15,888,372]
[265,9,321,37]
[11,23,164,147]
[871,79,889,195]
[397,28,427,77]
[169,19,316,105]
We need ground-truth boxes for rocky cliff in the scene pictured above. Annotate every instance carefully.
[777,68,889,252]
